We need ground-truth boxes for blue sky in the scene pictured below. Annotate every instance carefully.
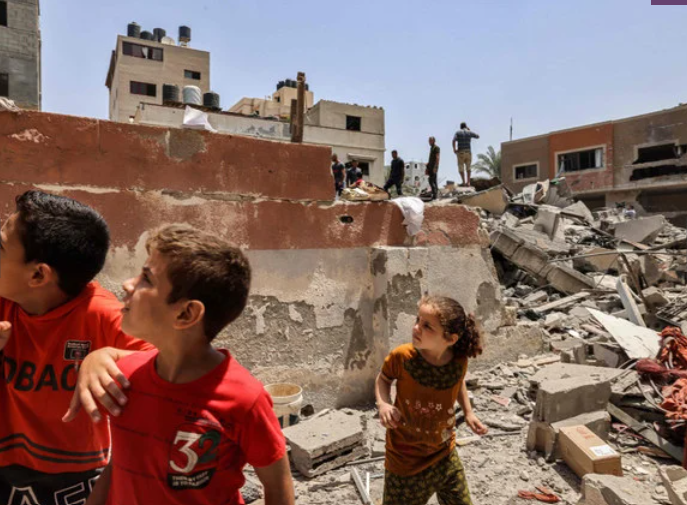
[43,0,686,181]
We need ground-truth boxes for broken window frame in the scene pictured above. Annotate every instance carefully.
[346,115,362,132]
[123,42,164,62]
[0,1,7,27]
[513,162,539,181]
[557,146,605,174]
[129,81,157,97]
[633,141,681,164]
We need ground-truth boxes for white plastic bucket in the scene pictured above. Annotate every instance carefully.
[264,383,303,428]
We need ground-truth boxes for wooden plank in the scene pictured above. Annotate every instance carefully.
[607,403,683,463]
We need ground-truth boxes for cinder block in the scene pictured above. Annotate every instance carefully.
[511,243,550,276]
[284,410,368,478]
[527,410,610,461]
[534,376,612,424]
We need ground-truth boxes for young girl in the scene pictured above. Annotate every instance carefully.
[375,295,487,505]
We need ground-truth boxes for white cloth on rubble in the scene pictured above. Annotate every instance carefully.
[391,197,424,236]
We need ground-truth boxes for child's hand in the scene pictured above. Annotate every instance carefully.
[465,412,488,436]
[0,321,11,351]
[379,403,402,429]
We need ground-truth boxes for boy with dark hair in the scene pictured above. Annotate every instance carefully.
[83,224,294,505]
[0,190,151,503]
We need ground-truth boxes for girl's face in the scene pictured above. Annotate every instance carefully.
[412,304,457,354]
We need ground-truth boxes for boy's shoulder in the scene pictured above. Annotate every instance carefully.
[390,343,416,360]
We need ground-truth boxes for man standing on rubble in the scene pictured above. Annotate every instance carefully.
[426,137,440,200]
[331,153,345,196]
[452,122,479,187]
[384,150,405,197]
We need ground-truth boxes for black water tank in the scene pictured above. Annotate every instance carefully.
[153,28,166,42]
[127,22,141,38]
[179,26,192,43]
[276,80,285,91]
[305,83,310,91]
[140,31,154,41]
[163,84,180,103]
[285,79,294,88]
[203,91,220,110]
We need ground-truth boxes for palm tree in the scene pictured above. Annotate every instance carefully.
[472,146,501,179]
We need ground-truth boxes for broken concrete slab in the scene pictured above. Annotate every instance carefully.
[616,277,646,327]
[545,265,598,295]
[284,410,368,478]
[534,292,590,313]
[573,248,621,273]
[643,287,669,308]
[613,215,667,244]
[534,206,566,241]
[534,375,612,423]
[454,185,508,215]
[522,290,548,306]
[588,308,660,360]
[577,473,660,505]
[659,466,687,505]
[563,200,595,224]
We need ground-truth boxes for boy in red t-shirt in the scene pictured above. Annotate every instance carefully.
[84,224,294,505]
[0,190,151,503]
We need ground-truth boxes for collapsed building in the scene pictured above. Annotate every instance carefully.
[501,102,687,225]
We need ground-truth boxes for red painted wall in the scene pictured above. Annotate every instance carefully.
[0,111,485,250]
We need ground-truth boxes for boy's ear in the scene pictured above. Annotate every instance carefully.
[448,333,459,346]
[29,263,57,288]
[174,300,205,331]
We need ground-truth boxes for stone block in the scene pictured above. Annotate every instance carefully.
[613,215,666,244]
[511,243,550,275]
[577,473,659,505]
[490,229,523,258]
[530,363,623,393]
[642,287,669,308]
[534,375,612,423]
[284,410,368,478]
[659,466,687,505]
[574,248,621,273]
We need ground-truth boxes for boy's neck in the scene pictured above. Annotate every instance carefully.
[155,341,226,384]
[18,289,72,316]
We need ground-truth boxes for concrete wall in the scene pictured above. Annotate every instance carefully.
[135,103,387,186]
[108,35,210,123]
[228,86,315,119]
[0,0,40,109]
[0,110,512,409]
[501,135,550,194]
[307,100,385,134]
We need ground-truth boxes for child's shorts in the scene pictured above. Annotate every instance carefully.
[383,449,472,505]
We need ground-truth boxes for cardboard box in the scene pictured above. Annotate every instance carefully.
[559,425,622,478]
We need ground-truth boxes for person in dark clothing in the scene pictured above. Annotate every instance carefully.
[426,137,440,200]
[331,154,346,196]
[346,160,363,187]
[384,150,405,197]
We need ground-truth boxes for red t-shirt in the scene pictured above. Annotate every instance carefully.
[108,349,286,505]
[0,282,152,475]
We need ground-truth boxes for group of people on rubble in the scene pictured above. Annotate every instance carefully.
[331,122,479,202]
[0,189,486,505]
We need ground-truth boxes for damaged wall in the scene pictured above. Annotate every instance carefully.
[0,110,507,409]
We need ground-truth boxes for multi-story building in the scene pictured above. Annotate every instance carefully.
[106,23,210,123]
[228,80,314,119]
[501,103,687,221]
[0,0,40,109]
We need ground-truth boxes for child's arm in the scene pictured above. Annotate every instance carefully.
[62,347,138,423]
[457,380,488,435]
[253,454,295,505]
[375,373,401,429]
[85,462,112,505]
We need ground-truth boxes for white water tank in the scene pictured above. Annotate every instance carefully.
[182,86,202,106]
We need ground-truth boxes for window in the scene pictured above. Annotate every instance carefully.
[184,70,201,80]
[346,115,361,131]
[130,81,156,97]
[0,2,7,27]
[123,42,163,62]
[634,143,679,164]
[558,147,603,173]
[358,162,370,176]
[0,73,8,97]
[514,163,538,180]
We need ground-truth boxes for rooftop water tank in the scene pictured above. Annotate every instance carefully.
[153,28,166,42]
[163,84,180,104]
[127,22,141,38]
[179,26,192,44]
[203,91,220,110]
[140,31,154,41]
[182,85,202,106]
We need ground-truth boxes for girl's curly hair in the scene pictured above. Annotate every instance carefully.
[421,295,483,358]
